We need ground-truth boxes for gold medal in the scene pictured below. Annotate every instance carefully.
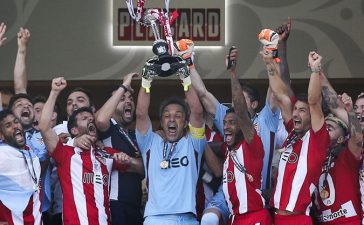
[320,189,329,199]
[246,174,254,182]
[160,160,169,169]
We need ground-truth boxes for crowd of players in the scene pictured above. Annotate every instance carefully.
[0,17,363,225]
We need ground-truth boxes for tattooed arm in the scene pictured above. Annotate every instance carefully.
[347,111,363,159]
[320,72,362,159]
[228,48,255,143]
[260,48,292,124]
[320,72,348,124]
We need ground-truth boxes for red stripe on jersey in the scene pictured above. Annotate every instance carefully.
[223,133,265,215]
[22,194,35,225]
[0,193,41,225]
[279,139,303,209]
[226,156,241,215]
[99,158,112,225]
[80,153,99,225]
[272,120,330,214]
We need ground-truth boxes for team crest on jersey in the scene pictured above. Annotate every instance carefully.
[281,150,298,164]
[226,171,234,182]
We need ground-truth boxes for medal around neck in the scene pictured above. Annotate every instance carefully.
[320,189,329,199]
[160,160,169,169]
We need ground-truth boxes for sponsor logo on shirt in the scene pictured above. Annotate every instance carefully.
[83,173,109,186]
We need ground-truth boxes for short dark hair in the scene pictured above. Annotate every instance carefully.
[33,95,61,123]
[67,107,94,137]
[159,97,190,121]
[8,93,33,110]
[0,109,14,124]
[68,87,93,106]
[296,93,308,104]
[0,88,14,95]
[240,83,260,103]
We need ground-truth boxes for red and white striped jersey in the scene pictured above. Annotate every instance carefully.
[222,132,265,215]
[51,140,127,225]
[359,131,364,223]
[0,144,42,225]
[316,147,361,224]
[271,120,330,215]
[0,193,42,225]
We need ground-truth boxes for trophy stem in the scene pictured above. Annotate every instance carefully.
[150,21,160,41]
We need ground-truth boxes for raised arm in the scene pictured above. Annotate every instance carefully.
[95,73,138,132]
[39,77,67,153]
[184,84,204,128]
[346,103,363,159]
[260,49,292,123]
[320,72,348,125]
[14,28,30,94]
[189,65,219,117]
[227,48,255,143]
[321,74,363,158]
[307,51,325,132]
[276,17,294,97]
[135,82,152,134]
[0,22,7,47]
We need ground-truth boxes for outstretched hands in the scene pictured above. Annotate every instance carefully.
[0,22,7,47]
[52,77,67,93]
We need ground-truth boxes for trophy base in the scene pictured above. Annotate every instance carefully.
[143,55,186,77]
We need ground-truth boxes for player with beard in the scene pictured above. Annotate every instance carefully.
[262,50,331,224]
[315,70,363,224]
[136,72,206,224]
[95,73,144,225]
[0,109,42,225]
[53,87,94,144]
[39,77,144,225]
[219,48,272,224]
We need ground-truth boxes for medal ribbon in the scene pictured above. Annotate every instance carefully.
[115,124,140,157]
[229,150,253,182]
[162,142,177,161]
[284,131,299,149]
[19,149,38,191]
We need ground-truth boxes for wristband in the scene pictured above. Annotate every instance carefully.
[120,84,128,92]
[142,77,152,93]
[310,65,321,73]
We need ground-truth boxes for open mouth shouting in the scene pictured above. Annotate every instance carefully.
[293,118,302,128]
[14,128,25,144]
[21,110,31,120]
[123,105,133,121]
[224,131,234,146]
[87,122,97,137]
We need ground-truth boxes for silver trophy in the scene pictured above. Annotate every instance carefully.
[126,1,189,78]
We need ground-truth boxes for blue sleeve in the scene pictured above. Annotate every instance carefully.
[136,125,154,154]
[213,103,229,137]
[258,99,280,134]
[189,133,206,154]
